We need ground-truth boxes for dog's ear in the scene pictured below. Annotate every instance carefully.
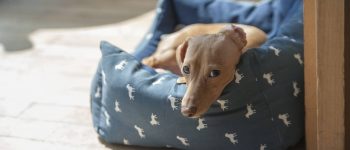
[176,39,189,68]
[220,24,247,51]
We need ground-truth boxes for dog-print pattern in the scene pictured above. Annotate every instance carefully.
[225,132,238,144]
[115,99,122,112]
[115,60,128,71]
[101,70,107,86]
[176,136,190,146]
[168,95,178,110]
[263,72,275,86]
[91,0,304,149]
[293,81,300,97]
[278,113,292,127]
[196,118,207,131]
[103,109,110,127]
[245,104,256,119]
[260,144,267,150]
[294,53,303,65]
[94,86,101,98]
[217,99,229,111]
[234,69,244,84]
[92,38,304,149]
[269,46,281,56]
[283,36,297,43]
[150,113,160,126]
[123,138,129,145]
[126,84,135,101]
[134,125,146,138]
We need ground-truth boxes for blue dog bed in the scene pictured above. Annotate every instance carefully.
[90,0,304,149]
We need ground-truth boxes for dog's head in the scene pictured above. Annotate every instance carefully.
[176,25,247,118]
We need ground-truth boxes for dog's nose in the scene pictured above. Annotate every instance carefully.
[181,106,197,117]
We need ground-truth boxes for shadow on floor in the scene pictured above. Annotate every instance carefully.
[0,0,156,51]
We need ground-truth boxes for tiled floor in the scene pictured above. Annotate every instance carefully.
[0,0,171,149]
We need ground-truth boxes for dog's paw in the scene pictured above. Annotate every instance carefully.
[176,77,187,84]
[142,57,157,67]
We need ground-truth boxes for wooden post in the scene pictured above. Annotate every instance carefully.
[304,0,317,148]
[304,0,346,149]
[345,1,349,150]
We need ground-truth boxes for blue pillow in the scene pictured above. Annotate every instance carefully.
[133,0,303,60]
[90,0,305,149]
[91,36,304,150]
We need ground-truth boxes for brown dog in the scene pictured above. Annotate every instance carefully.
[143,24,266,117]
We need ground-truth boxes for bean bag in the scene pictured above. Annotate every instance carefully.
[90,0,304,149]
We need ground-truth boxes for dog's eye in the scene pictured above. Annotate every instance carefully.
[183,66,190,74]
[209,70,220,78]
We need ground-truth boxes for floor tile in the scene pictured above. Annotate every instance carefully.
[19,103,91,125]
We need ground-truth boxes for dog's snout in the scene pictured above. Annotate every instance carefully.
[181,106,197,117]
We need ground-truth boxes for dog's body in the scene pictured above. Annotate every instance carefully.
[143,23,267,117]
[143,24,266,75]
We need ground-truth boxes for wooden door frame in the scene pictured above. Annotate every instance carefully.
[345,1,349,149]
[304,0,349,149]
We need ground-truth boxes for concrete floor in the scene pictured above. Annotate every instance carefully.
[0,0,157,51]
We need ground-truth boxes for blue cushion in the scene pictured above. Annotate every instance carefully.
[90,0,304,149]
[133,0,303,60]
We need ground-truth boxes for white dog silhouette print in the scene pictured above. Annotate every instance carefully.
[176,136,190,146]
[225,132,238,144]
[168,95,178,110]
[103,110,110,127]
[115,60,128,71]
[294,53,303,65]
[94,86,101,98]
[293,81,300,97]
[150,113,160,126]
[217,100,228,111]
[235,69,244,84]
[196,118,207,131]
[102,70,107,85]
[260,144,267,150]
[278,113,292,127]
[245,104,256,119]
[263,72,275,85]
[134,125,145,138]
[115,99,121,112]
[269,46,281,56]
[152,77,166,85]
[283,36,297,42]
[126,84,135,101]
[123,138,129,145]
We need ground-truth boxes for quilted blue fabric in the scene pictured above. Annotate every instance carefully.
[133,0,302,60]
[90,0,304,149]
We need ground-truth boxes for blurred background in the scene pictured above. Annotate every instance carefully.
[0,0,157,51]
[0,0,162,149]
